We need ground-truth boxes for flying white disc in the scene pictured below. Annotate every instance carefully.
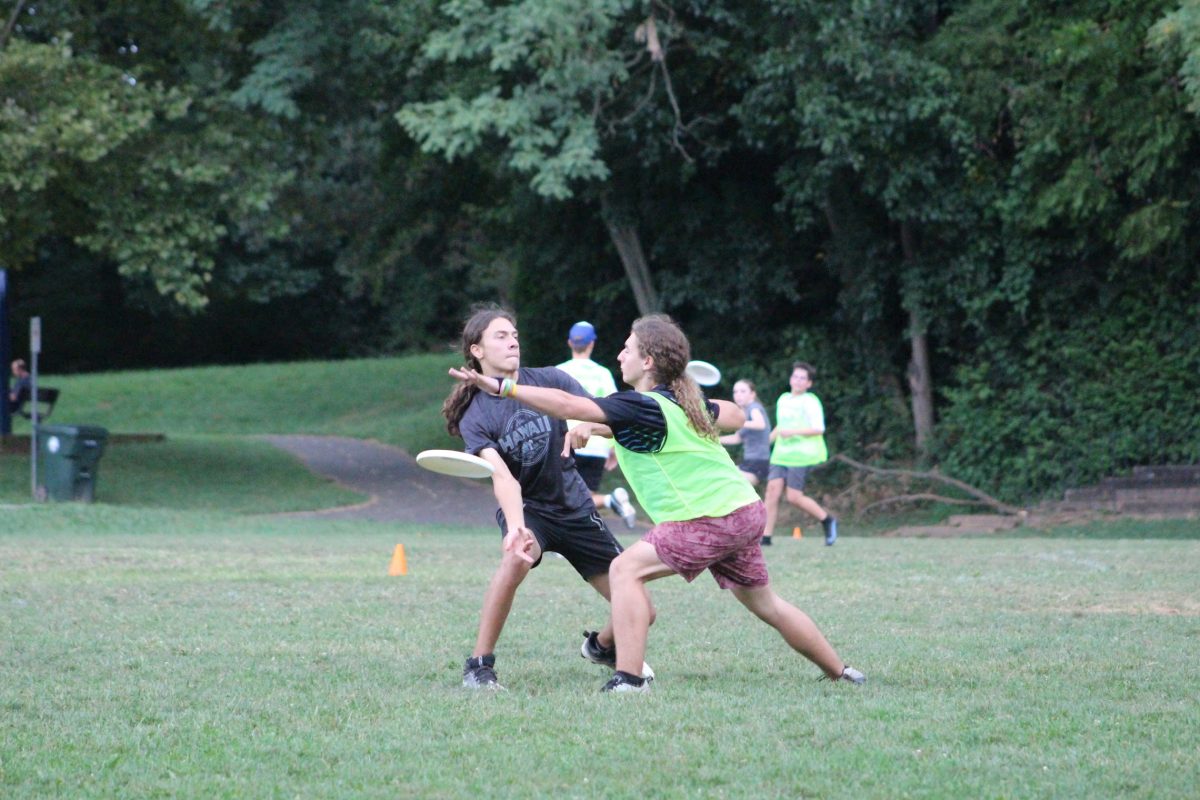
[415,449,495,479]
[685,360,722,386]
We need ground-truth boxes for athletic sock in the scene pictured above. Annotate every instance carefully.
[614,670,644,686]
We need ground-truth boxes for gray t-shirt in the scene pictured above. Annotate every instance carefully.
[740,400,771,461]
[459,366,594,517]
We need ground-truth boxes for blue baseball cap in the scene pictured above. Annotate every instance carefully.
[568,321,597,346]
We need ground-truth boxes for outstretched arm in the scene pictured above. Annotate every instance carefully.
[562,422,614,459]
[449,367,609,424]
[711,399,746,433]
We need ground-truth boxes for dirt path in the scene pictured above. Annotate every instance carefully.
[264,435,496,526]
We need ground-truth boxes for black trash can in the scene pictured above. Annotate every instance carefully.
[37,424,109,502]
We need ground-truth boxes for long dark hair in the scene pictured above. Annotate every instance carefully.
[443,305,516,437]
[631,314,718,440]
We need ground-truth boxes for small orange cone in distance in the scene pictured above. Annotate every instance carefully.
[793,526,803,539]
[388,544,408,576]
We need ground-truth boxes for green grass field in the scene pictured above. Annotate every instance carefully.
[2,511,1197,798]
[2,356,1199,797]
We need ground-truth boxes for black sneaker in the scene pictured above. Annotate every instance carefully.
[601,671,651,694]
[580,630,616,668]
[462,654,504,690]
[822,517,838,546]
[761,535,772,546]
[580,631,656,679]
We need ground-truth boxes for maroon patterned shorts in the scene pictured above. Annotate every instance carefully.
[642,501,769,589]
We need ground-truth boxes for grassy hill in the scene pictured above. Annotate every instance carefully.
[1,353,462,509]
[6,353,462,450]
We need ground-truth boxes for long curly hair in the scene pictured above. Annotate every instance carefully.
[631,314,718,440]
[442,305,516,437]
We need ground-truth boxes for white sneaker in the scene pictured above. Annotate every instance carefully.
[839,666,866,685]
[601,673,652,693]
[608,487,637,530]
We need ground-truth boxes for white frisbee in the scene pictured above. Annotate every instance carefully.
[685,360,722,386]
[415,449,495,479]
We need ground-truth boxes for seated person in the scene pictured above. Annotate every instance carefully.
[8,359,31,413]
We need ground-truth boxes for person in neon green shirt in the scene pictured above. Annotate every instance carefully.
[763,362,838,546]
[450,315,865,693]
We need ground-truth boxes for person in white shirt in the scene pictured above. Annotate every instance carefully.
[556,321,638,529]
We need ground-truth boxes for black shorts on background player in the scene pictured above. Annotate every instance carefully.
[574,455,606,491]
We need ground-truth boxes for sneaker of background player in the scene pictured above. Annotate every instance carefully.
[607,487,638,530]
[761,535,772,546]
[462,654,504,690]
[822,516,838,546]
[580,631,656,679]
[601,671,652,694]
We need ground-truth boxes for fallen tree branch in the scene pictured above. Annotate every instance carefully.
[859,493,983,516]
[830,453,1022,516]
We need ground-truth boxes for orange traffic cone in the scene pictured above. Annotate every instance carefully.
[388,544,408,576]
[792,526,803,539]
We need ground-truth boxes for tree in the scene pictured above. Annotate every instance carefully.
[396,0,749,316]
[737,0,978,455]
[0,3,295,308]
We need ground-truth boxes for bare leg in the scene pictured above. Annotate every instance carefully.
[786,487,828,522]
[471,540,542,657]
[585,573,617,648]
[608,541,676,675]
[729,583,845,678]
[585,572,656,651]
[763,478,786,538]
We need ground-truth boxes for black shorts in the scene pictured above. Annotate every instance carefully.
[573,455,606,492]
[496,506,623,580]
[738,459,770,483]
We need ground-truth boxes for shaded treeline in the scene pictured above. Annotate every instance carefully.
[2,0,1198,500]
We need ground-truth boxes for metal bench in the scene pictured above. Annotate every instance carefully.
[12,385,60,420]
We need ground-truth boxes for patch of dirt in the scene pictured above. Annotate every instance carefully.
[264,435,497,525]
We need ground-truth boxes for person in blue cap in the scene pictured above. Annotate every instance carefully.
[556,321,638,529]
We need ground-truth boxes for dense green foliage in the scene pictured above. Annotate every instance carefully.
[4,0,1199,501]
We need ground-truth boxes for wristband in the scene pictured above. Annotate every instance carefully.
[500,378,517,398]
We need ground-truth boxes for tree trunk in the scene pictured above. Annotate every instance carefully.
[900,221,934,455]
[600,195,658,314]
[907,321,934,453]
